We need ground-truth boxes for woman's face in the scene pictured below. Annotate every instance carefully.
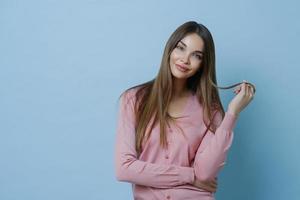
[169,33,204,80]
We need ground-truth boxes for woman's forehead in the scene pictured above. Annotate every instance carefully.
[180,33,204,52]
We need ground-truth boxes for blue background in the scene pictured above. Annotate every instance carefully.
[1,0,299,199]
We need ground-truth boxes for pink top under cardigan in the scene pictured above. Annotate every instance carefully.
[114,87,237,200]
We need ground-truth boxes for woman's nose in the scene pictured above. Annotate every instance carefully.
[181,53,190,64]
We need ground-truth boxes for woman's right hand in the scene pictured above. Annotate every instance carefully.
[227,80,255,116]
[192,177,218,193]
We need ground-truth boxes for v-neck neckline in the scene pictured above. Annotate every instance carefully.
[169,92,194,119]
[182,92,195,115]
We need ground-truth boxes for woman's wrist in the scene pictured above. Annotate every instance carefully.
[227,108,239,117]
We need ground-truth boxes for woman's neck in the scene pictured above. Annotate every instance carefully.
[172,78,190,98]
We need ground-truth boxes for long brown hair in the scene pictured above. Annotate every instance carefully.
[119,21,224,158]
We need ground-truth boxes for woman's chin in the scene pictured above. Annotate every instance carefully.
[171,73,189,80]
[171,69,188,78]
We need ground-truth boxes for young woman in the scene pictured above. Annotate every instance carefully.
[114,21,255,200]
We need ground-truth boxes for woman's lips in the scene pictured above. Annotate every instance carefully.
[175,64,189,72]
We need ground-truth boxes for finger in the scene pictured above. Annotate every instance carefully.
[241,81,246,95]
[248,83,255,94]
[249,86,255,100]
[211,181,217,188]
[209,184,217,193]
[210,180,216,187]
[234,86,241,93]
[248,84,253,98]
[237,83,242,90]
[209,179,218,188]
[244,80,249,96]
[245,83,250,97]
[205,185,215,193]
[206,187,215,193]
[199,182,214,193]
[202,180,217,192]
[234,83,242,94]
[250,85,255,95]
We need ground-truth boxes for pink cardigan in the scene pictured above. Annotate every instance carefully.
[114,88,237,200]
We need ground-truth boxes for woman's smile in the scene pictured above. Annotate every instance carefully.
[175,64,190,72]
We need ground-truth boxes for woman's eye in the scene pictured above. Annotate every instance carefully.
[194,54,202,60]
[176,45,184,50]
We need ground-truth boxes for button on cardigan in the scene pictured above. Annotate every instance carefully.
[114,88,237,200]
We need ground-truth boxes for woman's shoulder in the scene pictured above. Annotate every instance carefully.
[120,85,143,104]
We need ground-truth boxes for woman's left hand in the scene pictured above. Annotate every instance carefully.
[192,177,218,193]
[227,80,255,116]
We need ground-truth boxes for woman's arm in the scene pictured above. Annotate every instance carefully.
[192,111,237,182]
[192,81,254,182]
[114,91,194,188]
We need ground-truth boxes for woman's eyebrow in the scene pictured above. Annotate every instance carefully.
[179,41,204,54]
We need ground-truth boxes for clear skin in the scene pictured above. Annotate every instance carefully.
[169,33,255,192]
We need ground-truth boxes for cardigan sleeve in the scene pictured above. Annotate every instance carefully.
[192,110,238,181]
[114,90,195,188]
